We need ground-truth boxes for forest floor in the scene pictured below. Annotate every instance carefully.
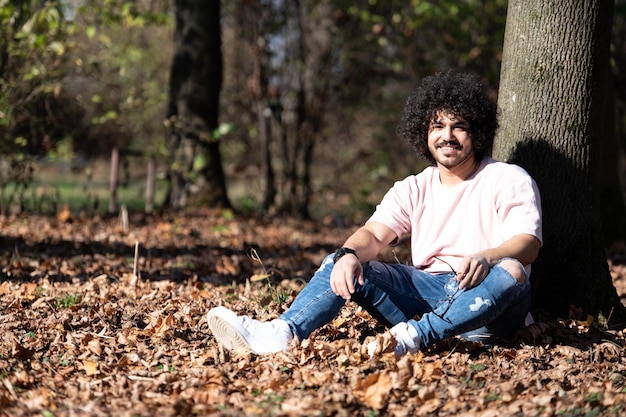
[1,208,626,417]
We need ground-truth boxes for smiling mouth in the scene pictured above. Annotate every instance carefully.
[436,140,462,151]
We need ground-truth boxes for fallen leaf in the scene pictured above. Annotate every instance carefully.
[354,372,392,410]
[83,360,99,376]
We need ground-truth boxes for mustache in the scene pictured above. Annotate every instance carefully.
[436,140,462,149]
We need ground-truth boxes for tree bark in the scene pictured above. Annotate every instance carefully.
[495,0,624,321]
[165,0,230,209]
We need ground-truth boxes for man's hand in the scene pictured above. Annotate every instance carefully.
[330,254,363,300]
[454,233,541,289]
[456,254,490,289]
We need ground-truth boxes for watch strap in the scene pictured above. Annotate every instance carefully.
[333,247,358,263]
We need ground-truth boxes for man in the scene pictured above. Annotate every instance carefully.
[207,70,543,356]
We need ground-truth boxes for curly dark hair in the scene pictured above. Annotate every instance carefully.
[397,70,498,165]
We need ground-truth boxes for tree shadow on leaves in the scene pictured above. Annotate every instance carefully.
[0,223,337,285]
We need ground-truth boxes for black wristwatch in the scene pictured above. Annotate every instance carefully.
[333,247,359,263]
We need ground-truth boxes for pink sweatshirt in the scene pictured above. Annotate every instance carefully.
[367,158,543,275]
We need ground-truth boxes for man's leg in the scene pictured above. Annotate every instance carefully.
[207,254,348,354]
[279,254,349,340]
[409,259,531,348]
[349,260,456,355]
[207,255,440,354]
[349,260,446,326]
[281,258,447,351]
[208,256,530,355]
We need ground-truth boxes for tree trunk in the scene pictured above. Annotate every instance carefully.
[109,147,119,214]
[289,0,332,218]
[165,0,230,209]
[495,0,624,321]
[246,0,276,211]
[145,156,155,214]
[260,105,275,211]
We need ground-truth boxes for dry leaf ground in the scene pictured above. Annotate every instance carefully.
[1,209,626,416]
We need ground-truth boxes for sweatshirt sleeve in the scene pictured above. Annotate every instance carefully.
[366,176,417,242]
[496,170,543,245]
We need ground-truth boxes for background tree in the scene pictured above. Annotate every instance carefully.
[220,0,508,218]
[494,0,625,321]
[165,0,229,209]
[223,0,335,217]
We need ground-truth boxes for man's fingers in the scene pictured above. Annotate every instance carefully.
[459,267,488,289]
[331,275,351,299]
[331,259,363,299]
[357,273,365,287]
[346,276,355,296]
[458,273,471,289]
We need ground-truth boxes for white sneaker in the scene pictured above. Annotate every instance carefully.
[206,306,294,354]
[389,322,420,357]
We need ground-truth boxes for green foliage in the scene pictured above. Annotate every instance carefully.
[0,0,171,215]
[67,0,172,158]
[249,248,290,307]
[0,1,78,211]
[53,293,82,309]
[0,1,76,156]
[484,391,501,402]
[213,123,237,141]
[331,0,507,95]
[0,0,171,158]
[469,363,487,372]
[583,392,602,405]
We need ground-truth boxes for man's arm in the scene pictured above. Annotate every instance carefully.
[330,221,397,300]
[478,233,542,267]
[340,221,398,263]
[457,233,542,289]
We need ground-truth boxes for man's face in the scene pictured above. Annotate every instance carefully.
[427,112,475,170]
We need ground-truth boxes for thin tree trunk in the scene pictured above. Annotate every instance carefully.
[145,157,155,214]
[260,105,275,210]
[109,147,119,214]
[247,0,275,211]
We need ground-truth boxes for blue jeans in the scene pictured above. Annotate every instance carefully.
[280,254,531,348]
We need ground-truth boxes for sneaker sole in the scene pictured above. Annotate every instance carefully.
[206,310,256,354]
